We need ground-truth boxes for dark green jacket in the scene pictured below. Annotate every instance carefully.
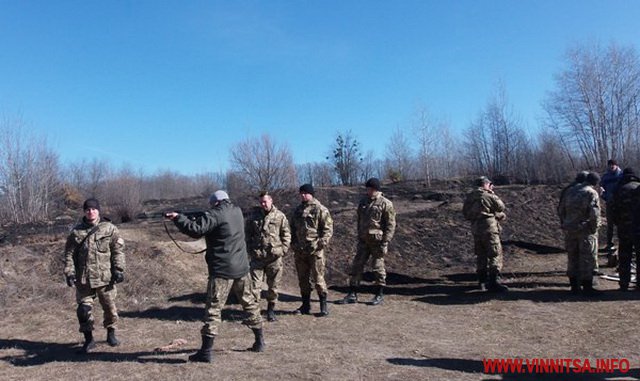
[173,201,249,279]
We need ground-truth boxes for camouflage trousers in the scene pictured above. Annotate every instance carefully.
[201,274,262,338]
[75,282,118,332]
[605,201,616,246]
[473,231,503,277]
[294,249,327,296]
[348,240,387,287]
[565,232,597,282]
[250,257,283,305]
[617,227,640,286]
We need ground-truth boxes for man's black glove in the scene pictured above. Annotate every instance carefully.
[111,270,124,284]
[66,274,76,287]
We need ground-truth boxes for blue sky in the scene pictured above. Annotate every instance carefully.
[1,1,639,175]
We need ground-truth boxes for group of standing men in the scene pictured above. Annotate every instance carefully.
[556,159,640,294]
[463,159,640,297]
[63,178,396,363]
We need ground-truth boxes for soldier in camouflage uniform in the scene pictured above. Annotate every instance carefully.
[558,172,601,295]
[336,178,396,306]
[64,198,126,354]
[245,192,291,321]
[290,184,333,316]
[462,177,508,292]
[558,171,601,276]
[165,190,263,363]
[610,168,640,291]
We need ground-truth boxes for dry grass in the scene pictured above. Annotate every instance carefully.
[3,183,640,380]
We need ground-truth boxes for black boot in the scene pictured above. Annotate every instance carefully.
[336,287,358,304]
[478,272,488,291]
[581,279,600,296]
[188,335,214,363]
[487,273,509,293]
[250,328,265,352]
[368,285,384,305]
[78,331,96,354]
[295,293,311,315]
[319,293,329,316]
[569,277,581,294]
[266,302,277,322]
[106,327,120,347]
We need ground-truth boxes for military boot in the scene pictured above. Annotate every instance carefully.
[266,302,277,322]
[78,331,96,355]
[335,287,358,304]
[319,293,329,316]
[569,277,581,294]
[295,293,311,315]
[487,273,509,293]
[581,279,601,296]
[250,328,265,352]
[607,252,619,268]
[368,285,384,305]
[188,335,214,363]
[106,327,120,347]
[478,272,488,292]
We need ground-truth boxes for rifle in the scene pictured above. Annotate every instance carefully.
[167,210,207,221]
[162,210,208,254]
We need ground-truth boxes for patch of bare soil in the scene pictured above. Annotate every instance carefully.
[2,180,640,381]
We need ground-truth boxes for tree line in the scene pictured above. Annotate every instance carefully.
[2,41,640,225]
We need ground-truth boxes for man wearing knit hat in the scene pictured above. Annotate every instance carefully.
[610,168,640,290]
[64,198,126,354]
[336,177,396,306]
[290,183,333,316]
[165,190,264,362]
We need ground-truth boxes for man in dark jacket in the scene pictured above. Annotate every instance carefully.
[165,190,263,363]
[610,168,640,291]
[601,159,623,262]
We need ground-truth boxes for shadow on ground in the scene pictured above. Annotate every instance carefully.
[503,240,565,255]
[0,339,189,366]
[328,271,640,305]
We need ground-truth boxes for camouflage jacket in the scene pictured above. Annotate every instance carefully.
[610,176,640,228]
[357,192,396,244]
[290,198,333,253]
[558,184,601,234]
[462,187,506,235]
[245,205,291,263]
[64,217,126,288]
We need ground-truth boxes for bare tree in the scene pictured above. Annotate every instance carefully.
[544,41,640,168]
[462,85,526,181]
[230,134,297,192]
[0,116,60,224]
[360,150,382,182]
[328,131,362,186]
[412,106,453,185]
[103,165,143,223]
[297,162,335,187]
[384,126,414,182]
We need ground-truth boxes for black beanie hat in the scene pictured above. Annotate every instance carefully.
[586,172,600,186]
[299,183,315,195]
[83,198,100,211]
[365,177,381,190]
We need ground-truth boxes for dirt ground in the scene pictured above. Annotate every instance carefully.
[2,180,640,381]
